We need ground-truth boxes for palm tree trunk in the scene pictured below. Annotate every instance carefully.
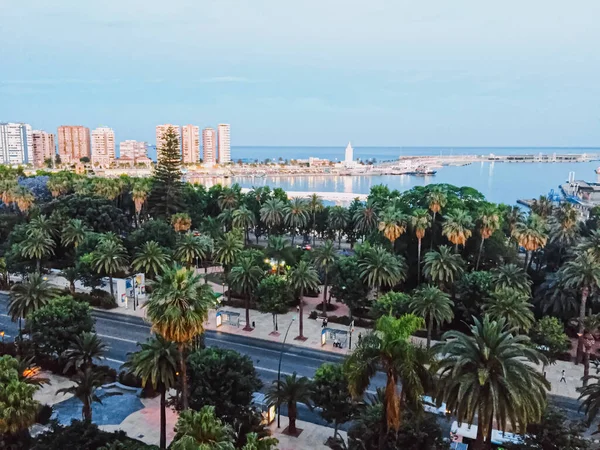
[36,258,41,273]
[454,243,459,253]
[312,212,316,247]
[298,287,305,339]
[430,211,436,251]
[584,350,591,386]
[291,232,295,246]
[523,250,529,271]
[244,294,252,331]
[427,314,433,349]
[70,281,75,295]
[321,270,328,317]
[338,232,342,249]
[476,237,485,270]
[288,401,297,434]
[417,238,422,284]
[577,287,589,365]
[160,386,166,450]
[178,342,189,409]
[83,399,92,423]
[109,275,115,300]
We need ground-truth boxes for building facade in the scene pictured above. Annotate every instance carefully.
[202,127,216,166]
[57,126,91,164]
[155,124,181,161]
[0,123,33,165]
[91,127,116,168]
[31,130,56,167]
[118,140,151,166]
[181,125,200,164]
[217,123,231,164]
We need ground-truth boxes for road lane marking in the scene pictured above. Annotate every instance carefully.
[97,334,138,344]
[104,357,125,364]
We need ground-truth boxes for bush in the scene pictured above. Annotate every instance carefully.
[37,404,53,425]
[73,290,117,309]
[308,310,319,320]
[0,341,18,357]
[92,364,117,383]
[117,371,158,398]
[325,315,374,328]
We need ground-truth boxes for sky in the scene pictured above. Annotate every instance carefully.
[1,0,600,147]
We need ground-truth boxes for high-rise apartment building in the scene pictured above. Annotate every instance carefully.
[119,140,148,160]
[0,123,33,165]
[181,125,200,164]
[31,130,56,167]
[217,124,231,164]
[202,127,216,166]
[91,127,115,168]
[57,126,91,163]
[155,124,181,161]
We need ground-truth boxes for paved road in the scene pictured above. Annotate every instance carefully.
[0,293,585,429]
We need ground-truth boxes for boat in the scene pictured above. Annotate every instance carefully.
[595,167,600,174]
[406,165,437,176]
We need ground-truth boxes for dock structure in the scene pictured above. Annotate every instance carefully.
[375,152,600,168]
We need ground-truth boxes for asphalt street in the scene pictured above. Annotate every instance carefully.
[0,293,585,430]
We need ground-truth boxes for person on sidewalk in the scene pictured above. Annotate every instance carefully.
[560,370,566,383]
[322,317,328,328]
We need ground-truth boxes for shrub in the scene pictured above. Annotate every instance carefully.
[0,341,18,357]
[37,404,53,425]
[92,364,118,383]
[73,290,117,309]
[308,310,319,320]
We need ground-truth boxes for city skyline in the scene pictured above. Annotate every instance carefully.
[2,2,599,147]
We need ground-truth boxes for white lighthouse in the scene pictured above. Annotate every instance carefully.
[344,142,355,168]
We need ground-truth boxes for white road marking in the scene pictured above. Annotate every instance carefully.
[97,334,137,344]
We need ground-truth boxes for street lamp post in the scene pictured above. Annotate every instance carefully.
[277,316,295,428]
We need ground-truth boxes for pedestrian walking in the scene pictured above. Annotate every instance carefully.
[560,369,566,383]
[358,332,362,343]
[322,317,328,328]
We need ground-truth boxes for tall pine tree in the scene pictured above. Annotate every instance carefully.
[149,126,185,218]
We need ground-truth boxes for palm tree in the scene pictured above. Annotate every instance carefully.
[229,257,263,331]
[57,367,107,423]
[530,195,553,218]
[92,239,128,300]
[512,214,548,270]
[94,178,120,201]
[442,209,473,252]
[171,212,192,233]
[12,185,34,213]
[46,176,71,197]
[265,373,312,435]
[411,209,431,283]
[63,332,108,373]
[345,314,431,445]
[354,200,379,240]
[8,273,58,337]
[123,336,178,449]
[490,263,531,294]
[29,214,59,239]
[378,207,408,247]
[218,188,239,211]
[171,406,235,450]
[548,202,579,252]
[20,227,55,272]
[308,193,324,246]
[145,267,214,410]
[409,285,454,349]
[435,316,549,450]
[217,208,234,232]
[214,231,244,300]
[289,260,319,340]
[358,245,406,296]
[59,267,78,295]
[483,287,535,332]
[427,187,447,250]
[260,198,285,234]
[313,240,337,315]
[174,233,206,269]
[422,246,465,290]
[133,241,170,279]
[131,178,151,223]
[328,206,350,248]
[61,218,89,249]
[577,230,600,260]
[503,205,525,240]
[476,206,500,270]
[283,198,309,245]
[0,178,18,204]
[232,205,256,244]
[265,235,291,267]
[560,251,600,364]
